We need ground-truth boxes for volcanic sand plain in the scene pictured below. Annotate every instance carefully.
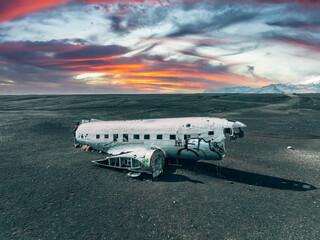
[0,94,320,240]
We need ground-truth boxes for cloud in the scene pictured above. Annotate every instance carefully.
[0,0,318,93]
[263,31,320,52]
[253,0,320,7]
[217,0,320,7]
[56,45,130,59]
[166,4,257,37]
[0,0,168,23]
[247,65,255,73]
[1,0,319,25]
[0,38,273,93]
[264,4,320,31]
[0,0,68,23]
[0,40,130,87]
[267,18,320,28]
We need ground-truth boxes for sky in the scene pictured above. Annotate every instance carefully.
[0,0,320,94]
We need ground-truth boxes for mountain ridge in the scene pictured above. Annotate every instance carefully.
[204,82,320,94]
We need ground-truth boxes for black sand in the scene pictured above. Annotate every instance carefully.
[0,94,319,239]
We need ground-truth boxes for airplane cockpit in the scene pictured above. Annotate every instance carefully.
[224,127,245,141]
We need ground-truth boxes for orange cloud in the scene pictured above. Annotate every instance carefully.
[0,40,275,93]
[0,0,163,23]
[0,0,68,23]
[1,0,319,23]
[72,66,273,92]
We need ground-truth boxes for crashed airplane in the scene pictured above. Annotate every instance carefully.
[74,117,246,177]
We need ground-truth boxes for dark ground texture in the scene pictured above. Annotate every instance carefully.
[0,94,319,240]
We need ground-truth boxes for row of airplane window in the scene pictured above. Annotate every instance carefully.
[94,131,214,141]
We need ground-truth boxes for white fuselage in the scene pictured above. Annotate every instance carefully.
[75,117,246,161]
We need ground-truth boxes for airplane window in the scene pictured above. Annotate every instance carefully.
[184,134,191,140]
[186,123,191,127]
[120,158,127,167]
[113,134,118,141]
[123,134,128,142]
[132,159,142,167]
[109,158,116,166]
[170,134,176,140]
[96,134,100,139]
[144,134,150,140]
[134,134,140,140]
[224,128,232,135]
[175,138,182,146]
[120,158,132,167]
[208,131,214,135]
[157,134,163,140]
[104,134,109,139]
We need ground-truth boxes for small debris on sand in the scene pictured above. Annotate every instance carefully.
[74,143,81,148]
[80,144,91,151]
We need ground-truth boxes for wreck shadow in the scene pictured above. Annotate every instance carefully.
[93,164,204,184]
[137,166,204,184]
[191,162,317,191]
[159,174,204,184]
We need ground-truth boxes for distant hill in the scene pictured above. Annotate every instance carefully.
[204,82,320,94]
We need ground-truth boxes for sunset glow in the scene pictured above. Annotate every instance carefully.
[0,0,319,94]
[75,73,106,80]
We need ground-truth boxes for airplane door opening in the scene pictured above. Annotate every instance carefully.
[113,134,118,142]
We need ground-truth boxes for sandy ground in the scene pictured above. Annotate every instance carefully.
[0,94,319,240]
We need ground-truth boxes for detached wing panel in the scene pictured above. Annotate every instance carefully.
[92,145,165,177]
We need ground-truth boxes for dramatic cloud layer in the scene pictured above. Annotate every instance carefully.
[0,0,319,94]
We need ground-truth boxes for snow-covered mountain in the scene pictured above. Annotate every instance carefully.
[204,82,320,94]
